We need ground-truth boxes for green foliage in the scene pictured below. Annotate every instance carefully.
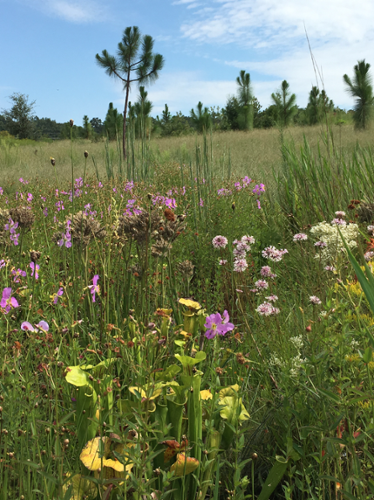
[190,101,211,133]
[95,26,164,158]
[344,59,374,130]
[271,80,297,128]
[104,102,123,140]
[236,70,254,130]
[2,92,36,139]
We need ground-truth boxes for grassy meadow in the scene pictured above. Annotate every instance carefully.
[1,123,374,499]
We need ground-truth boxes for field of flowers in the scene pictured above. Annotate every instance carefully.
[1,131,374,499]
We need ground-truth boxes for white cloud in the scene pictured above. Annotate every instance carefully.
[179,0,374,49]
[175,0,374,109]
[20,0,107,23]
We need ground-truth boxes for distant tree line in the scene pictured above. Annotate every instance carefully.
[0,59,372,143]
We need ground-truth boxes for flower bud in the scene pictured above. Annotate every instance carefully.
[69,119,74,127]
[84,150,89,158]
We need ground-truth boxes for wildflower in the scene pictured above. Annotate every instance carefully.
[36,321,49,331]
[242,176,251,186]
[256,302,280,316]
[219,259,228,266]
[265,295,278,302]
[212,235,228,249]
[0,260,6,269]
[241,235,255,246]
[262,246,288,262]
[27,193,33,203]
[0,187,3,195]
[217,188,232,196]
[30,262,39,280]
[310,221,359,262]
[367,225,374,234]
[314,241,327,247]
[325,265,336,271]
[365,251,374,262]
[254,280,269,290]
[309,296,322,305]
[233,259,248,272]
[53,287,64,304]
[89,275,100,303]
[21,321,37,332]
[335,211,346,218]
[331,218,346,226]
[293,233,308,241]
[252,184,265,195]
[199,198,204,207]
[204,311,234,339]
[260,265,277,278]
[1,288,19,314]
[233,247,246,259]
[11,268,26,282]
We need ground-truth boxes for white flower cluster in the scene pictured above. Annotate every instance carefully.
[310,221,359,262]
[290,335,304,349]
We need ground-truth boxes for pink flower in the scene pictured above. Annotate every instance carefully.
[331,218,346,226]
[1,288,19,314]
[335,211,346,218]
[89,275,100,303]
[260,266,277,278]
[53,287,64,304]
[30,262,39,280]
[219,259,228,266]
[265,295,278,302]
[254,280,269,290]
[309,296,322,305]
[233,259,248,272]
[293,233,308,241]
[204,311,234,339]
[256,302,280,316]
[212,235,228,249]
[262,246,288,262]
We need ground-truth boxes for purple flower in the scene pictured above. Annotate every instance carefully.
[21,321,37,332]
[314,241,327,248]
[217,188,232,196]
[242,176,252,186]
[265,295,278,302]
[204,311,234,339]
[212,235,228,249]
[199,198,204,207]
[30,262,39,280]
[0,187,3,195]
[27,193,33,203]
[36,321,49,331]
[53,287,64,304]
[219,259,228,266]
[43,207,48,217]
[11,268,27,283]
[1,288,19,314]
[0,259,6,269]
[252,184,265,195]
[257,200,261,210]
[89,275,100,303]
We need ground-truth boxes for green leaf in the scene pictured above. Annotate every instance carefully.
[257,458,289,500]
[363,347,373,364]
[318,388,340,403]
[175,351,206,369]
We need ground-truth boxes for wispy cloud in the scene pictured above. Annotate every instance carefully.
[179,0,374,49]
[20,0,107,23]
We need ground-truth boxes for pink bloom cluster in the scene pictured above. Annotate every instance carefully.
[262,246,288,262]
[260,266,277,278]
[293,233,308,241]
[233,235,255,273]
[256,302,280,316]
[212,235,228,249]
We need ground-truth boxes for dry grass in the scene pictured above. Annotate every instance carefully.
[1,123,374,185]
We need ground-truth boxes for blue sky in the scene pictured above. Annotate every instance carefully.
[1,0,374,124]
